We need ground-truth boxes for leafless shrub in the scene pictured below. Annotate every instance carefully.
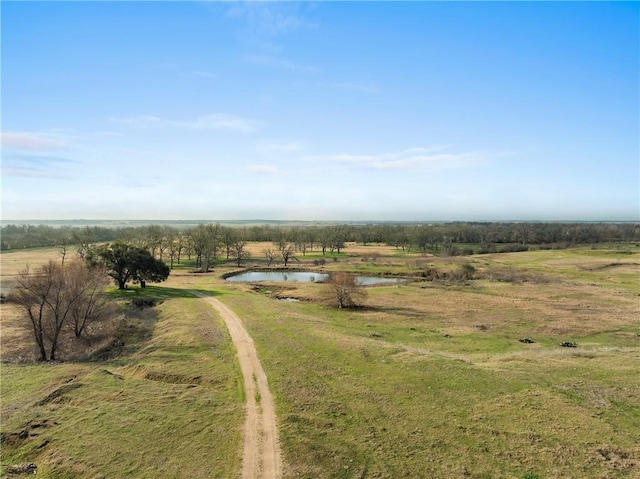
[420,264,475,284]
[480,267,552,284]
[324,272,367,309]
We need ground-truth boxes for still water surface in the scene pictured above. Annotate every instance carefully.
[226,271,404,285]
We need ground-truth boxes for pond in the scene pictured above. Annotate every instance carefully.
[225,271,405,285]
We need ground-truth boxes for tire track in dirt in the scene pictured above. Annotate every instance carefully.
[193,292,282,479]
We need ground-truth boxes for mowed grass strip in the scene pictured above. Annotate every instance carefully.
[1,296,244,478]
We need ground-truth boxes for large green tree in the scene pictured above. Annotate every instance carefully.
[90,242,170,289]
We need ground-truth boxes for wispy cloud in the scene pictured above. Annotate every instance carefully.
[2,154,79,179]
[1,131,77,178]
[226,2,313,38]
[244,53,315,72]
[112,114,259,133]
[226,3,317,73]
[305,146,489,171]
[1,132,66,151]
[246,164,280,174]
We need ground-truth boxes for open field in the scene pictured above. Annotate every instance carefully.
[1,244,639,478]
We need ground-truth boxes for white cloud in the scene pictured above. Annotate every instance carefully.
[112,114,259,132]
[1,132,65,151]
[304,146,486,170]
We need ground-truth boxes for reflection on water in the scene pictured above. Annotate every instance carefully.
[226,271,404,285]
[226,271,328,282]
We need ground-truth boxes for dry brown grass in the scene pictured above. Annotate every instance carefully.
[1,247,63,293]
[240,272,637,340]
[0,249,60,361]
[242,241,400,259]
[0,303,35,361]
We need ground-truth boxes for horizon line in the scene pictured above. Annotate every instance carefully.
[1,218,638,225]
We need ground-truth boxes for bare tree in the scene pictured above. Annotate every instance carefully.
[65,262,116,338]
[232,239,251,267]
[273,229,288,252]
[145,225,165,259]
[190,223,221,272]
[329,225,348,254]
[162,227,180,269]
[12,261,115,361]
[182,233,194,261]
[318,227,331,255]
[264,248,276,266]
[73,226,95,260]
[294,229,311,256]
[59,244,69,266]
[221,226,237,260]
[324,272,367,309]
[279,243,298,267]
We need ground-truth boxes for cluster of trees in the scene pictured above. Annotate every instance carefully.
[343,222,639,252]
[3,222,637,255]
[10,240,171,361]
[0,225,121,251]
[165,221,638,261]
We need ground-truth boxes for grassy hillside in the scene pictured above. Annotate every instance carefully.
[1,288,244,478]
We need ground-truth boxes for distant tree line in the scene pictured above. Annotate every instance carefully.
[0,225,121,251]
[2,222,638,259]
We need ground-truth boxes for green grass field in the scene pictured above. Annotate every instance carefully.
[2,291,244,478]
[1,244,639,478]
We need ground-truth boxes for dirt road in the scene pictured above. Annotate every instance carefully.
[194,292,282,479]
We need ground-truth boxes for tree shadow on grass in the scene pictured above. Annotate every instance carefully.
[108,285,220,302]
[99,286,223,363]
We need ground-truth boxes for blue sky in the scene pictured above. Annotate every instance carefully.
[1,1,638,221]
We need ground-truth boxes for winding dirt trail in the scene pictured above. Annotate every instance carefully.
[193,292,282,479]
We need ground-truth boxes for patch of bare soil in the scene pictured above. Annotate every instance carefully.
[0,418,54,447]
[193,291,282,479]
[594,446,640,473]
